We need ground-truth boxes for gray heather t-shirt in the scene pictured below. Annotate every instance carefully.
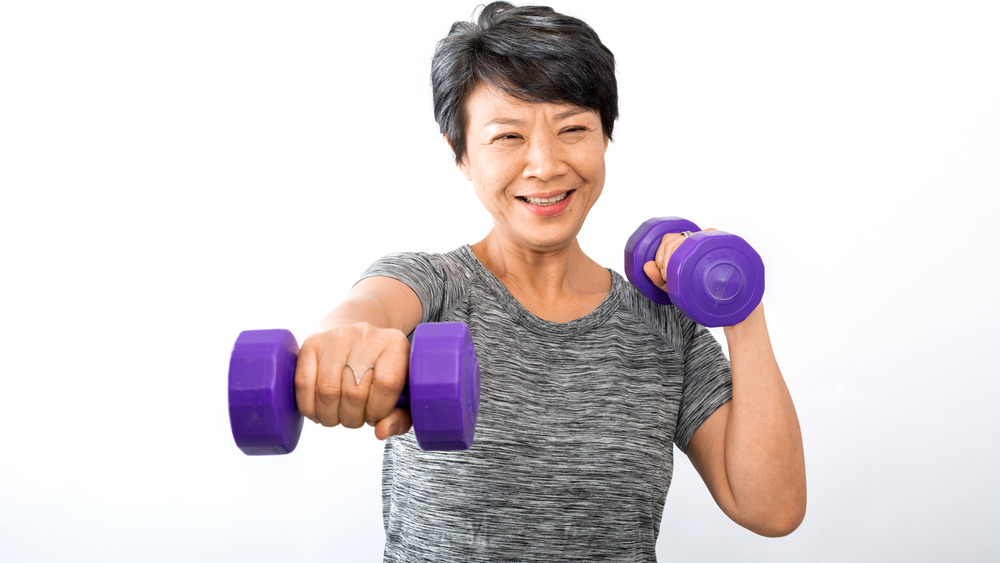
[361,245,732,562]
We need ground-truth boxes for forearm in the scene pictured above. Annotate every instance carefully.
[319,293,393,331]
[316,277,422,335]
[721,304,806,534]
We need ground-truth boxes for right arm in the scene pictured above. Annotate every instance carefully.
[293,276,424,441]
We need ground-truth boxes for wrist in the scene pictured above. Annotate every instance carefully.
[723,303,766,340]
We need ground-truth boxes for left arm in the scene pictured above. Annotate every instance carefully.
[685,304,806,536]
[644,233,806,536]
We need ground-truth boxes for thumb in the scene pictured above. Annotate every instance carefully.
[374,407,413,441]
[643,260,667,290]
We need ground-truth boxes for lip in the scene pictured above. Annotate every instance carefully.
[518,189,572,200]
[518,189,575,218]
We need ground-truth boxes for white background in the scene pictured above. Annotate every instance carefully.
[2,1,998,561]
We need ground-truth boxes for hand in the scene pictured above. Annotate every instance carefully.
[293,322,413,440]
[641,228,717,291]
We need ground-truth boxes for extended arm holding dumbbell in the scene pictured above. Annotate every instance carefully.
[229,275,481,454]
[626,217,806,536]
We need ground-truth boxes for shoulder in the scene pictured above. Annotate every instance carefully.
[612,270,692,349]
[362,246,478,324]
[363,246,474,281]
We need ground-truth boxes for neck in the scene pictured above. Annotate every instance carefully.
[471,230,611,321]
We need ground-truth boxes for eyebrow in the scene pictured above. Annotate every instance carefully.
[483,107,592,127]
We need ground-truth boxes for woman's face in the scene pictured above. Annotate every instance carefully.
[458,83,610,252]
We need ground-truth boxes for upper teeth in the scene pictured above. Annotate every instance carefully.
[524,192,569,205]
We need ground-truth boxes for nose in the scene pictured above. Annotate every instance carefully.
[521,136,569,182]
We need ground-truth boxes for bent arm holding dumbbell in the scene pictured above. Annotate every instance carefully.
[293,276,424,441]
[643,231,807,537]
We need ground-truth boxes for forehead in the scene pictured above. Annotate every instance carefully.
[465,83,597,125]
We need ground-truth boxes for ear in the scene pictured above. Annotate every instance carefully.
[457,158,472,181]
[447,136,473,181]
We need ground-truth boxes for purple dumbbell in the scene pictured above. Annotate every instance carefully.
[228,322,481,455]
[624,217,765,327]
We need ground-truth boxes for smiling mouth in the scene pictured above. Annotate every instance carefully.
[517,190,574,206]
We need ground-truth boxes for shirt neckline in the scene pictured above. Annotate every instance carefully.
[455,244,623,337]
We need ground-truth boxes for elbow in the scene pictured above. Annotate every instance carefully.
[740,464,808,537]
[729,481,807,537]
[745,499,807,538]
[757,508,806,538]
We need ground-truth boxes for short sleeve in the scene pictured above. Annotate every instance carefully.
[359,250,471,325]
[673,319,733,453]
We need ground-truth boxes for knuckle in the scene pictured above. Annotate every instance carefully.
[301,332,330,355]
[387,332,411,354]
[299,333,317,350]
[345,321,374,340]
[340,382,368,404]
[293,370,312,392]
[340,417,364,430]
[315,405,339,427]
[390,328,410,345]
[316,380,341,403]
[317,414,339,428]
[372,372,405,396]
[292,363,314,391]
[358,321,375,337]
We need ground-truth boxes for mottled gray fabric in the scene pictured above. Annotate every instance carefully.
[361,245,732,562]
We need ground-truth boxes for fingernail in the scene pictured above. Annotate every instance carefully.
[366,418,376,427]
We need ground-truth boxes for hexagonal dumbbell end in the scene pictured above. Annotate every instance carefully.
[624,217,765,327]
[406,322,481,451]
[624,217,701,306]
[228,329,303,455]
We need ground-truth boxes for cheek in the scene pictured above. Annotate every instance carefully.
[470,169,504,209]
[578,144,608,183]
[473,157,517,194]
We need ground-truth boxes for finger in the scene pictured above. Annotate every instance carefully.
[338,359,375,429]
[655,233,685,279]
[373,407,413,441]
[365,332,410,425]
[293,339,319,423]
[313,344,346,427]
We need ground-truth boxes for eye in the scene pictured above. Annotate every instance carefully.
[560,126,592,138]
[560,126,590,142]
[490,133,524,146]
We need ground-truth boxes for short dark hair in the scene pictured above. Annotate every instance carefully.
[432,2,618,164]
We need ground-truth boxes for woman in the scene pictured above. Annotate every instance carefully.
[293,3,806,560]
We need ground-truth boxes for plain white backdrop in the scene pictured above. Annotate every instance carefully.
[2,1,998,561]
